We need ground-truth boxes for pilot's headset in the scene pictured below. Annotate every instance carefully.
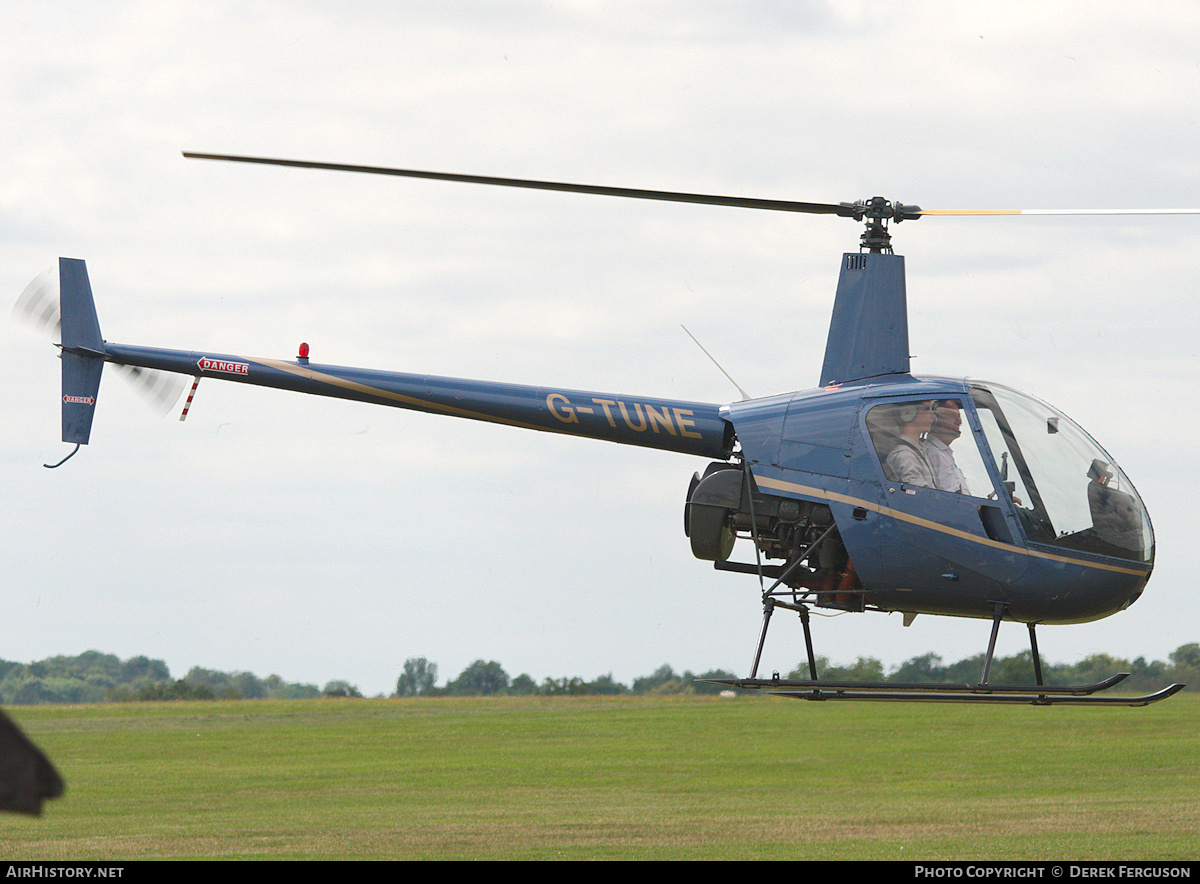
[898,400,936,430]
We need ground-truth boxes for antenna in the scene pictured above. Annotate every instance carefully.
[681,325,751,401]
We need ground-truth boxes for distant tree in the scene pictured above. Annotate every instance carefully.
[1171,643,1200,669]
[1163,643,1200,689]
[654,673,694,694]
[6,677,52,705]
[509,673,539,695]
[396,657,439,697]
[230,671,267,699]
[784,655,825,682]
[1122,656,1167,693]
[790,656,884,682]
[118,655,171,684]
[939,653,987,685]
[68,651,121,679]
[632,664,678,694]
[322,680,363,698]
[987,650,1039,685]
[540,676,585,696]
[891,652,946,683]
[535,673,629,696]
[586,673,628,695]
[1051,653,1130,687]
[185,667,241,699]
[263,674,320,699]
[448,660,509,696]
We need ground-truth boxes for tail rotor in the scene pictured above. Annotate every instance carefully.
[13,259,185,465]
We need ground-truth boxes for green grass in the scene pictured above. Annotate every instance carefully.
[2,694,1198,860]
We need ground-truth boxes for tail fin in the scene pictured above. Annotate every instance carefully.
[57,258,105,447]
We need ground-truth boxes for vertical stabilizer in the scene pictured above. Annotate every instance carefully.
[56,258,105,445]
[819,252,910,387]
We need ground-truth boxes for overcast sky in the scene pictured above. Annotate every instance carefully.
[2,2,1198,696]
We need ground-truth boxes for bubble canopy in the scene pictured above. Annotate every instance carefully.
[967,382,1153,565]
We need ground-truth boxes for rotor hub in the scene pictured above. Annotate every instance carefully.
[837,197,922,253]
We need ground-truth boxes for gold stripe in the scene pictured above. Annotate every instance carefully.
[752,473,1149,577]
[255,358,559,433]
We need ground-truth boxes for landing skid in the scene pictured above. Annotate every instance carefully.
[701,674,1185,706]
[735,588,1184,706]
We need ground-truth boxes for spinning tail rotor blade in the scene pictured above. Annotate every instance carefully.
[114,364,185,416]
[12,267,61,337]
[13,267,183,416]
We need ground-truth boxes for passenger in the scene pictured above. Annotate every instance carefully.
[925,399,971,495]
[884,401,937,488]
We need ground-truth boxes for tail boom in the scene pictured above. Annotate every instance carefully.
[46,257,732,460]
[102,342,734,459]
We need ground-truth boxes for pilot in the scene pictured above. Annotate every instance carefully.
[925,399,971,495]
[884,401,937,487]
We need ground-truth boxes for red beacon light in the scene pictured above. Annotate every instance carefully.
[298,342,310,364]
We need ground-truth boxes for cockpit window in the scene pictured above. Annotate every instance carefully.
[969,383,1153,564]
[865,398,994,497]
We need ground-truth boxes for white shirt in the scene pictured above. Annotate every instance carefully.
[885,437,935,487]
[925,435,970,495]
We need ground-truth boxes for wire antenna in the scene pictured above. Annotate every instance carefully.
[681,325,751,401]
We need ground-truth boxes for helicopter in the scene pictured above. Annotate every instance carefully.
[22,152,1189,706]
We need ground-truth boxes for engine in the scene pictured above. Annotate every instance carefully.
[683,462,847,591]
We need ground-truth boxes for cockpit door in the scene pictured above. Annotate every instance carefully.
[860,394,1029,590]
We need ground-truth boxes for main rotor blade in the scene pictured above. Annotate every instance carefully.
[183,152,848,215]
[919,208,1200,215]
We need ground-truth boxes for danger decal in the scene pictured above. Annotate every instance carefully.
[197,357,250,375]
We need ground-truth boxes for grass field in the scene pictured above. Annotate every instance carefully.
[1,693,1197,860]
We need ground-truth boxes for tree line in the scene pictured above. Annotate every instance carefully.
[0,644,1195,705]
[393,657,739,698]
[0,651,326,705]
[396,643,1200,698]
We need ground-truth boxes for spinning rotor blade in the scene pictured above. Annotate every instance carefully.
[13,269,184,415]
[12,267,61,337]
[918,207,1200,215]
[184,152,1200,253]
[183,152,850,216]
[114,364,185,416]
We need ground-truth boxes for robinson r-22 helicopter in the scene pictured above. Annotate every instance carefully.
[23,152,1189,705]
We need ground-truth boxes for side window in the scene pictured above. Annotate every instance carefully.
[866,398,993,498]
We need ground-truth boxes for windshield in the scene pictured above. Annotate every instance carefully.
[969,383,1153,564]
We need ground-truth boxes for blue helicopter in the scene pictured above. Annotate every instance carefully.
[27,153,1188,705]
